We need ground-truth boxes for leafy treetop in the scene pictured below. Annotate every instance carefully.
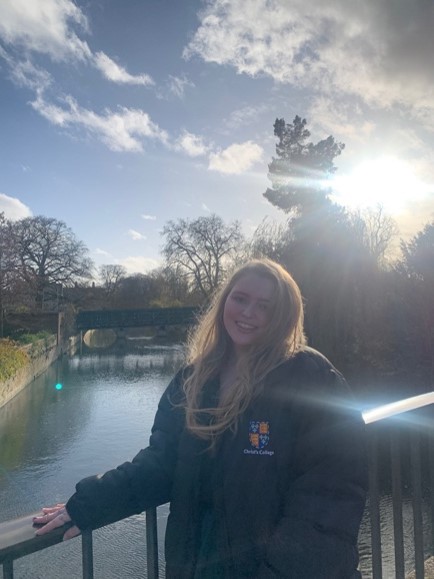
[264,116,345,215]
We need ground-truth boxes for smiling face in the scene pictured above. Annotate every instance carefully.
[223,273,275,356]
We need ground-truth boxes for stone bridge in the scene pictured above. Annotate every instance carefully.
[75,306,199,331]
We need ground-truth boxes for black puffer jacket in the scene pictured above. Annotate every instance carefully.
[66,348,368,578]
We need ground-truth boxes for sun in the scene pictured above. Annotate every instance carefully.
[331,157,427,214]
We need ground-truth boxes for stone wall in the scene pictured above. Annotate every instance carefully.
[66,334,80,355]
[0,336,60,409]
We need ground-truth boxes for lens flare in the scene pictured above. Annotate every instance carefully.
[332,157,429,213]
[362,392,434,424]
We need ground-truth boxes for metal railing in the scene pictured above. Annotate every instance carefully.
[0,508,159,579]
[2,392,434,579]
[363,392,434,578]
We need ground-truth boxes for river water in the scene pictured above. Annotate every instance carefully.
[0,343,183,578]
[0,342,430,578]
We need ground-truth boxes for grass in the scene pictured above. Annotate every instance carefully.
[14,330,54,345]
[0,339,29,382]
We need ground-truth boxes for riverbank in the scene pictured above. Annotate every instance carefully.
[0,335,79,409]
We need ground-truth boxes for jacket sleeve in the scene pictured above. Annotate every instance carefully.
[258,357,368,578]
[65,368,186,530]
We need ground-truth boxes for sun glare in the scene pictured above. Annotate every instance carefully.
[332,157,427,213]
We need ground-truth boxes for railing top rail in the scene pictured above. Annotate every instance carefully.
[362,391,434,424]
[0,512,67,563]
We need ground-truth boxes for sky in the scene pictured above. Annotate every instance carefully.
[1,0,434,276]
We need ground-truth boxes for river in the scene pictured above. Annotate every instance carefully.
[0,342,183,578]
[0,342,430,578]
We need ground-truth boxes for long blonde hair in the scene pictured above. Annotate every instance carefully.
[183,259,306,440]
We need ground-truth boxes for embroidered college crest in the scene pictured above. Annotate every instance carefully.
[249,421,270,449]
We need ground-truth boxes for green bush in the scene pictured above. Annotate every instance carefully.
[15,331,54,345]
[0,340,29,382]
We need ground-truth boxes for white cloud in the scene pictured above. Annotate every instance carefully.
[176,131,208,157]
[185,0,434,115]
[128,229,147,241]
[0,47,52,92]
[307,96,376,142]
[225,104,268,130]
[31,94,169,152]
[208,141,263,174]
[0,193,32,220]
[0,1,153,87]
[156,74,195,100]
[202,203,211,212]
[94,52,154,86]
[0,0,91,62]
[94,248,112,257]
[120,256,161,275]
[167,74,194,98]
[141,214,157,220]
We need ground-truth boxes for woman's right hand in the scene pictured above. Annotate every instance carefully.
[33,504,81,541]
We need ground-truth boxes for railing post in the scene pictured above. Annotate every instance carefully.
[146,508,159,579]
[2,559,13,579]
[81,530,94,579]
[429,433,434,558]
[391,430,405,579]
[368,426,383,579]
[411,429,424,579]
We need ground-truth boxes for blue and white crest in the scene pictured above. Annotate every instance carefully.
[249,421,270,449]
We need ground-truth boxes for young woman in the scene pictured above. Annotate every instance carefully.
[34,259,367,578]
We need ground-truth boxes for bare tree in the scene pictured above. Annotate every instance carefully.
[249,218,294,262]
[13,216,94,309]
[148,266,192,307]
[352,205,399,266]
[112,270,189,308]
[0,213,19,335]
[162,214,244,300]
[99,264,127,297]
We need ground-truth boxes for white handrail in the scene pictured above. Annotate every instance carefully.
[362,391,434,424]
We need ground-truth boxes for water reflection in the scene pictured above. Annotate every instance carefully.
[0,344,183,578]
[0,362,91,474]
[83,328,117,348]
